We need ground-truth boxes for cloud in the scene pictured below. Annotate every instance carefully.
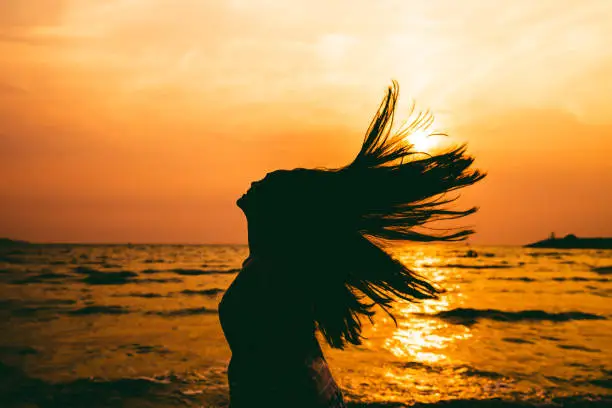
[0,0,68,27]
[0,0,82,47]
[0,82,27,94]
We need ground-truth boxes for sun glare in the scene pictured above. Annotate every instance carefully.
[406,129,441,154]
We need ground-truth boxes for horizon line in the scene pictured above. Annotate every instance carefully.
[1,237,525,247]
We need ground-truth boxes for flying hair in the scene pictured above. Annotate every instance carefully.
[310,81,486,348]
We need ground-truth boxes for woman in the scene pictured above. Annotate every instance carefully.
[219,81,485,407]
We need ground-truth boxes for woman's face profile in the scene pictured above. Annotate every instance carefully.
[236,170,292,212]
[236,168,331,226]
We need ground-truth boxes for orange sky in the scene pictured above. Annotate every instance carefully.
[1,0,611,245]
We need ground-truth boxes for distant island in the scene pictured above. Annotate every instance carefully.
[0,238,31,246]
[526,234,612,249]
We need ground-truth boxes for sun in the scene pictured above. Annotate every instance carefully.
[394,107,446,154]
[406,129,441,153]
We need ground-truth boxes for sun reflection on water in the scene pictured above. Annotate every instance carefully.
[384,303,472,364]
[326,244,612,404]
[383,254,472,365]
[372,262,480,404]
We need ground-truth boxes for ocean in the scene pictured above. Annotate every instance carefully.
[1,244,610,407]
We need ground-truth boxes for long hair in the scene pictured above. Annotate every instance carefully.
[309,81,485,349]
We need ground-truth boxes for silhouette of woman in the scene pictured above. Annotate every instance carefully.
[219,81,485,408]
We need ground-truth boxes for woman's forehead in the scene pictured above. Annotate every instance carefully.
[265,169,305,179]
[266,169,290,178]
[261,168,327,184]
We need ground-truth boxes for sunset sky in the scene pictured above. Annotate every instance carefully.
[1,0,611,245]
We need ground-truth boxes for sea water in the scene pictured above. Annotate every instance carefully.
[1,244,611,407]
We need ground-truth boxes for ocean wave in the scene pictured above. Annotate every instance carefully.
[557,344,601,353]
[181,288,225,296]
[82,271,139,285]
[145,307,217,317]
[433,264,515,270]
[592,266,612,275]
[141,268,239,276]
[527,251,567,257]
[591,289,612,298]
[74,266,140,285]
[169,268,240,276]
[138,277,183,284]
[112,292,171,298]
[0,256,30,264]
[1,299,75,308]
[101,263,122,268]
[488,277,538,282]
[39,299,76,306]
[540,335,561,341]
[552,277,610,282]
[502,337,534,344]
[11,272,75,284]
[0,346,38,357]
[67,305,130,315]
[391,361,505,380]
[488,276,610,283]
[143,259,166,263]
[116,343,171,355]
[2,299,76,318]
[590,378,612,389]
[458,251,496,258]
[202,262,231,268]
[169,268,216,276]
[427,308,606,326]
